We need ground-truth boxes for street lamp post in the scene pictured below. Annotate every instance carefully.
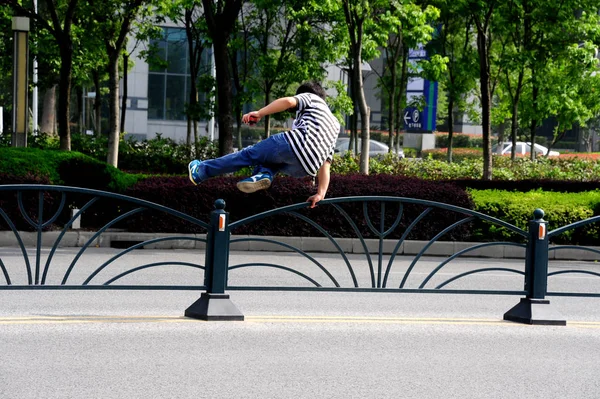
[12,16,30,147]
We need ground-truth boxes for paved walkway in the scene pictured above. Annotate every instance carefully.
[1,248,600,398]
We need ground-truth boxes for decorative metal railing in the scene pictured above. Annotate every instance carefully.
[1,185,599,325]
[546,215,600,298]
[227,197,528,294]
[0,185,208,290]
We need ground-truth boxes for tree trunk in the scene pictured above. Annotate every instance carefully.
[447,97,454,163]
[213,37,234,156]
[75,86,83,133]
[264,85,271,138]
[106,54,120,167]
[40,85,57,135]
[529,71,538,161]
[497,119,506,155]
[120,53,128,134]
[92,70,102,136]
[388,61,396,151]
[396,46,409,154]
[477,29,492,180]
[353,51,370,174]
[58,42,73,150]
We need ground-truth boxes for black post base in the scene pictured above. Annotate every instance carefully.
[503,298,566,326]
[185,293,244,321]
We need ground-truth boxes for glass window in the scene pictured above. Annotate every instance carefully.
[148,75,165,119]
[166,75,186,121]
[166,28,187,75]
[148,27,212,121]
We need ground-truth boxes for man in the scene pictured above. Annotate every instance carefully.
[188,81,340,208]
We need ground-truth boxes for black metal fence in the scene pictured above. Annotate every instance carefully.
[1,184,599,325]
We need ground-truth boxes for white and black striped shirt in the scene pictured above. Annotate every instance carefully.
[284,93,341,177]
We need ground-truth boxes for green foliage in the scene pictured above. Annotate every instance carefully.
[331,154,600,182]
[3,132,219,175]
[422,148,483,162]
[470,189,600,244]
[0,147,140,192]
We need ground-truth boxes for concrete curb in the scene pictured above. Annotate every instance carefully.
[0,230,598,261]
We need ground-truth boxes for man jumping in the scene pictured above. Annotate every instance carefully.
[188,81,340,208]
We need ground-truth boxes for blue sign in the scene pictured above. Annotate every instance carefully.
[403,46,438,133]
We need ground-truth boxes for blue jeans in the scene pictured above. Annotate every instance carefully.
[197,133,306,179]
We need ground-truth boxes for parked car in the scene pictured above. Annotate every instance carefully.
[334,137,404,158]
[492,141,560,157]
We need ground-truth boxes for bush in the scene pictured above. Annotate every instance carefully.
[422,148,483,161]
[0,173,57,231]
[6,132,219,175]
[0,147,140,192]
[124,174,474,241]
[470,189,600,245]
[435,133,489,148]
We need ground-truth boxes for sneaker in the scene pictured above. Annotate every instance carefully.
[236,172,273,193]
[188,160,203,185]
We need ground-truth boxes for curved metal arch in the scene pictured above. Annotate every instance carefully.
[419,242,527,289]
[0,258,11,285]
[284,211,359,287]
[548,270,600,278]
[331,204,376,287]
[17,191,67,229]
[0,207,32,284]
[229,196,527,237]
[230,237,340,287]
[363,201,404,238]
[80,236,206,285]
[64,208,146,284]
[548,246,600,258]
[400,216,477,288]
[0,185,210,229]
[42,197,100,284]
[435,268,526,289]
[228,263,321,287]
[102,262,205,285]
[548,215,600,238]
[382,207,433,288]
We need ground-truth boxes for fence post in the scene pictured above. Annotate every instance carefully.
[503,209,565,325]
[185,199,244,321]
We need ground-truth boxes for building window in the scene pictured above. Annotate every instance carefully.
[148,27,211,121]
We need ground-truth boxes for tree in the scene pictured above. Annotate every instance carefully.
[518,1,600,159]
[374,1,440,156]
[163,0,211,153]
[6,0,81,150]
[202,0,243,156]
[84,0,152,167]
[342,0,378,174]
[463,0,503,179]
[246,0,346,138]
[428,0,478,162]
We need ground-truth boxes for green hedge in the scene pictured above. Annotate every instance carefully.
[470,189,600,244]
[0,147,140,192]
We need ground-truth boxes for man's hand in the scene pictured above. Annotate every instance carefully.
[306,193,323,208]
[306,161,331,209]
[242,111,261,125]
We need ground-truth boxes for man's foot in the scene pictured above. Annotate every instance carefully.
[188,160,204,185]
[236,172,273,193]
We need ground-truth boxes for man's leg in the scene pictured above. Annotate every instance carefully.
[188,133,288,185]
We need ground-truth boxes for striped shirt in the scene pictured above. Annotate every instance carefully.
[284,93,341,177]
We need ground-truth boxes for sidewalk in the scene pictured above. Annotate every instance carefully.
[1,230,599,261]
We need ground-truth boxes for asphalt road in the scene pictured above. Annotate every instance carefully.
[1,248,600,399]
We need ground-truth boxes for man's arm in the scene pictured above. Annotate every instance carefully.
[242,97,297,124]
[307,161,331,208]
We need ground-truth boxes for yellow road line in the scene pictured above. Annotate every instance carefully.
[0,315,599,328]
